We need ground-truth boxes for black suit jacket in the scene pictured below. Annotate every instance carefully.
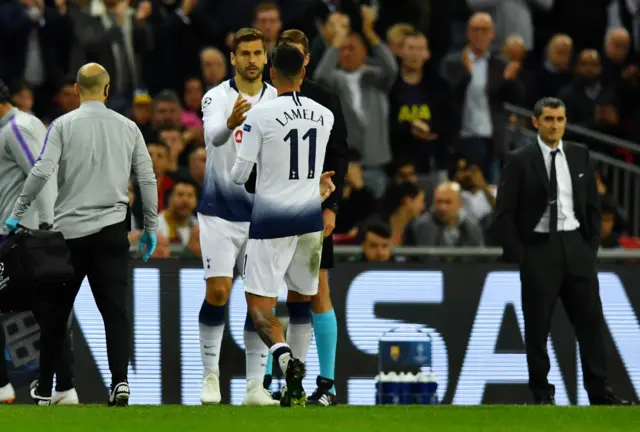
[0,3,72,91]
[491,139,601,263]
[245,78,348,213]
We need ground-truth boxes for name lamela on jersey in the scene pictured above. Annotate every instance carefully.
[275,108,325,127]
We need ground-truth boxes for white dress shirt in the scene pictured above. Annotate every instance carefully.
[462,189,493,221]
[534,137,581,233]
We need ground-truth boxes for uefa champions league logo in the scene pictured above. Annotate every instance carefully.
[413,343,428,364]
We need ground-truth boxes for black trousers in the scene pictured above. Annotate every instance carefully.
[30,295,76,395]
[520,230,609,400]
[61,221,130,390]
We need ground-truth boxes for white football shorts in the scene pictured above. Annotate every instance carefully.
[197,214,249,279]
[243,231,324,298]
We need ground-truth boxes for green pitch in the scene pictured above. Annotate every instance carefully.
[1,406,639,431]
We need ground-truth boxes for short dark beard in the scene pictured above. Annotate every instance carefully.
[237,67,263,83]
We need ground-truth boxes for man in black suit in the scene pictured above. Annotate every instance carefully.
[492,97,629,405]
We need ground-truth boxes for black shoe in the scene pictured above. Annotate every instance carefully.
[270,390,282,401]
[532,394,555,405]
[108,382,130,407]
[280,358,306,407]
[29,380,52,406]
[307,376,336,406]
[263,375,282,401]
[263,374,273,391]
[590,390,633,406]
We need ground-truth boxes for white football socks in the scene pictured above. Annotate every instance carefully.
[244,330,269,382]
[287,321,313,362]
[200,322,224,377]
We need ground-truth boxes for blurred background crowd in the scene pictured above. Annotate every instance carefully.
[3,0,640,260]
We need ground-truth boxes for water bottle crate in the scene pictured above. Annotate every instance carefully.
[374,372,439,405]
[376,328,438,405]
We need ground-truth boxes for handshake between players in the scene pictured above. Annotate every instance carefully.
[230,42,336,407]
[197,25,341,408]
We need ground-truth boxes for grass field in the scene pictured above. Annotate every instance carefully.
[1,406,639,431]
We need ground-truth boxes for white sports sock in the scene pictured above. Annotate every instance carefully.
[200,322,224,377]
[270,342,292,374]
[286,322,313,362]
[244,330,268,383]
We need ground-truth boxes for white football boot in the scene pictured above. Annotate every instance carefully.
[201,373,221,405]
[52,388,80,405]
[243,379,280,406]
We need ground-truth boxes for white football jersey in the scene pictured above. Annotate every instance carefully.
[198,78,277,222]
[237,91,335,239]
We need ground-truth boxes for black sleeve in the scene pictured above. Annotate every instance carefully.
[321,92,348,213]
[244,166,257,194]
[489,151,524,263]
[585,149,601,251]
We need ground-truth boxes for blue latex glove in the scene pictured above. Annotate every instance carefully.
[4,217,19,233]
[138,231,157,262]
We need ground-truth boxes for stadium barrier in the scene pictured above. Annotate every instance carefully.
[3,249,639,405]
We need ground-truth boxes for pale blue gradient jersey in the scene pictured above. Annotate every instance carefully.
[198,78,277,221]
[231,91,335,239]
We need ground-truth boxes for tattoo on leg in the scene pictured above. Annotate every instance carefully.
[251,310,285,348]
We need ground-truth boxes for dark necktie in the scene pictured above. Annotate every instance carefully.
[549,150,559,235]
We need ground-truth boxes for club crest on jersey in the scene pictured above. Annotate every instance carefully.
[243,124,252,132]
[235,130,243,143]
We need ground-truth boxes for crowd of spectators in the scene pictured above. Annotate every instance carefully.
[3,0,639,259]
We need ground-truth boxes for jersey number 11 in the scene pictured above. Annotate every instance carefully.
[284,128,317,180]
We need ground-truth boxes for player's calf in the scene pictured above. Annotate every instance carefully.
[286,293,313,362]
[199,277,231,405]
[311,270,333,314]
[247,294,306,407]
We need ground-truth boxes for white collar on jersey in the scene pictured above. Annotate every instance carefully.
[229,77,268,100]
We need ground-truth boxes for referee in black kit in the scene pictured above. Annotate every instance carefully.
[261,29,348,405]
[3,63,159,406]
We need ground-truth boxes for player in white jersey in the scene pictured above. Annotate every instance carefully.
[231,43,335,407]
[197,28,278,406]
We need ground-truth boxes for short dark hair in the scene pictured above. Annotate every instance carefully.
[153,90,181,107]
[232,27,267,54]
[170,177,198,193]
[165,177,199,205]
[379,181,422,218]
[147,141,170,153]
[363,218,392,239]
[253,1,280,21]
[533,97,566,118]
[387,159,415,178]
[272,43,305,81]
[58,77,76,90]
[0,79,11,104]
[9,80,30,96]
[277,29,310,54]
